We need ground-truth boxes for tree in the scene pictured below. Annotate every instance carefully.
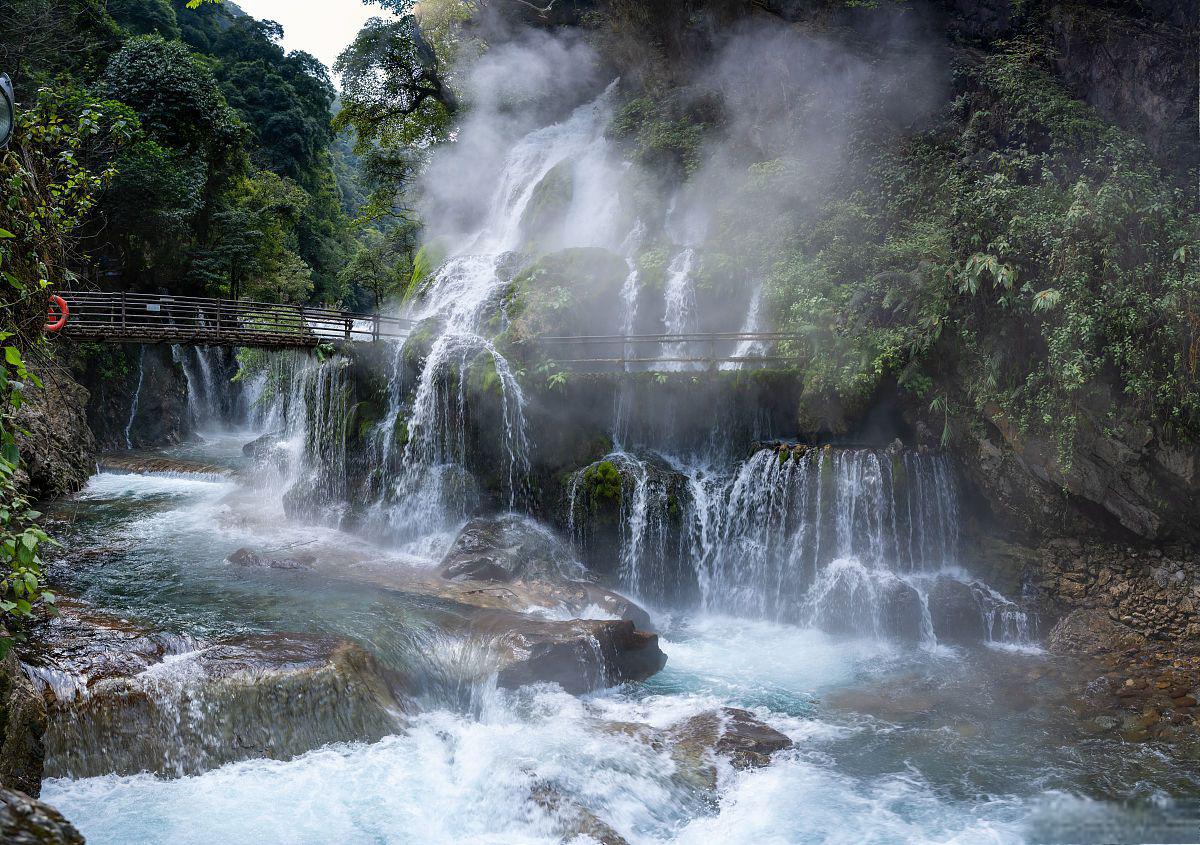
[101,34,244,162]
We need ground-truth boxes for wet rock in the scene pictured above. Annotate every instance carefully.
[13,369,96,500]
[21,601,199,699]
[531,783,628,845]
[666,708,793,792]
[0,654,46,798]
[226,547,315,570]
[439,514,586,583]
[98,454,230,478]
[24,605,406,779]
[486,615,666,694]
[0,786,84,845]
[879,580,925,642]
[927,576,986,644]
[1046,609,1146,656]
[242,431,283,460]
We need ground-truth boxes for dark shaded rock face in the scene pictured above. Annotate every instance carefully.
[0,787,84,845]
[84,344,191,451]
[927,576,987,644]
[13,370,96,501]
[487,616,666,694]
[961,392,1200,545]
[0,654,46,798]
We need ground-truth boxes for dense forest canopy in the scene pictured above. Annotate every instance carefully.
[0,0,422,311]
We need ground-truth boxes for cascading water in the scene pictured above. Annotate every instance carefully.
[245,351,352,526]
[568,444,1031,647]
[369,332,530,544]
[123,347,145,449]
[719,283,767,370]
[172,345,237,430]
[660,249,697,370]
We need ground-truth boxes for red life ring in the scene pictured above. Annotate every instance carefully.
[45,294,69,332]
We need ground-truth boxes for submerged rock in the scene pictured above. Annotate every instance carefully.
[97,454,230,478]
[666,707,793,792]
[226,547,315,570]
[0,787,84,845]
[531,783,629,845]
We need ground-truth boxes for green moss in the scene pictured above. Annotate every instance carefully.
[581,460,622,503]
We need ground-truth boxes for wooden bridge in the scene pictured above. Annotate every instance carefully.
[531,332,801,371]
[51,291,801,369]
[54,291,413,348]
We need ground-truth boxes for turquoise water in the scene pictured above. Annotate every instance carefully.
[38,436,1200,844]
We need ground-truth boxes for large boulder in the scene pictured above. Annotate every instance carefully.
[23,604,406,779]
[0,786,84,845]
[808,565,924,642]
[439,514,585,583]
[482,614,666,694]
[665,707,793,794]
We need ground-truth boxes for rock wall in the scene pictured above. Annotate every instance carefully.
[81,343,191,452]
[1031,540,1200,645]
[0,653,46,798]
[13,368,97,501]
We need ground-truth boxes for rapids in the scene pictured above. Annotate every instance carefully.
[37,432,1200,845]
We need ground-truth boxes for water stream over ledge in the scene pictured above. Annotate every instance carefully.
[34,432,1200,845]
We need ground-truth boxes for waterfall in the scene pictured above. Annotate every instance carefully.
[719,283,766,371]
[123,348,145,449]
[567,451,681,600]
[568,445,1032,646]
[368,332,530,544]
[660,249,697,370]
[245,351,352,526]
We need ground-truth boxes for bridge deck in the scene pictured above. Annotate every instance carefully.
[57,291,412,349]
[53,291,802,371]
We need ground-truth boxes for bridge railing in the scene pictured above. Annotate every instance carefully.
[533,331,803,370]
[58,291,412,348]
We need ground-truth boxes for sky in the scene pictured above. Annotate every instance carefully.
[232,0,395,77]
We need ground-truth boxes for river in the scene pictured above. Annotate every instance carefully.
[36,430,1200,845]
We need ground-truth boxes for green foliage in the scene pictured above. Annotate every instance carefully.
[0,88,110,648]
[609,96,708,178]
[749,42,1197,447]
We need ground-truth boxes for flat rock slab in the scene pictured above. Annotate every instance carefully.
[24,605,407,779]
[98,454,232,478]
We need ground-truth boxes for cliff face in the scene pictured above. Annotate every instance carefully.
[81,344,192,452]
[13,368,97,502]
